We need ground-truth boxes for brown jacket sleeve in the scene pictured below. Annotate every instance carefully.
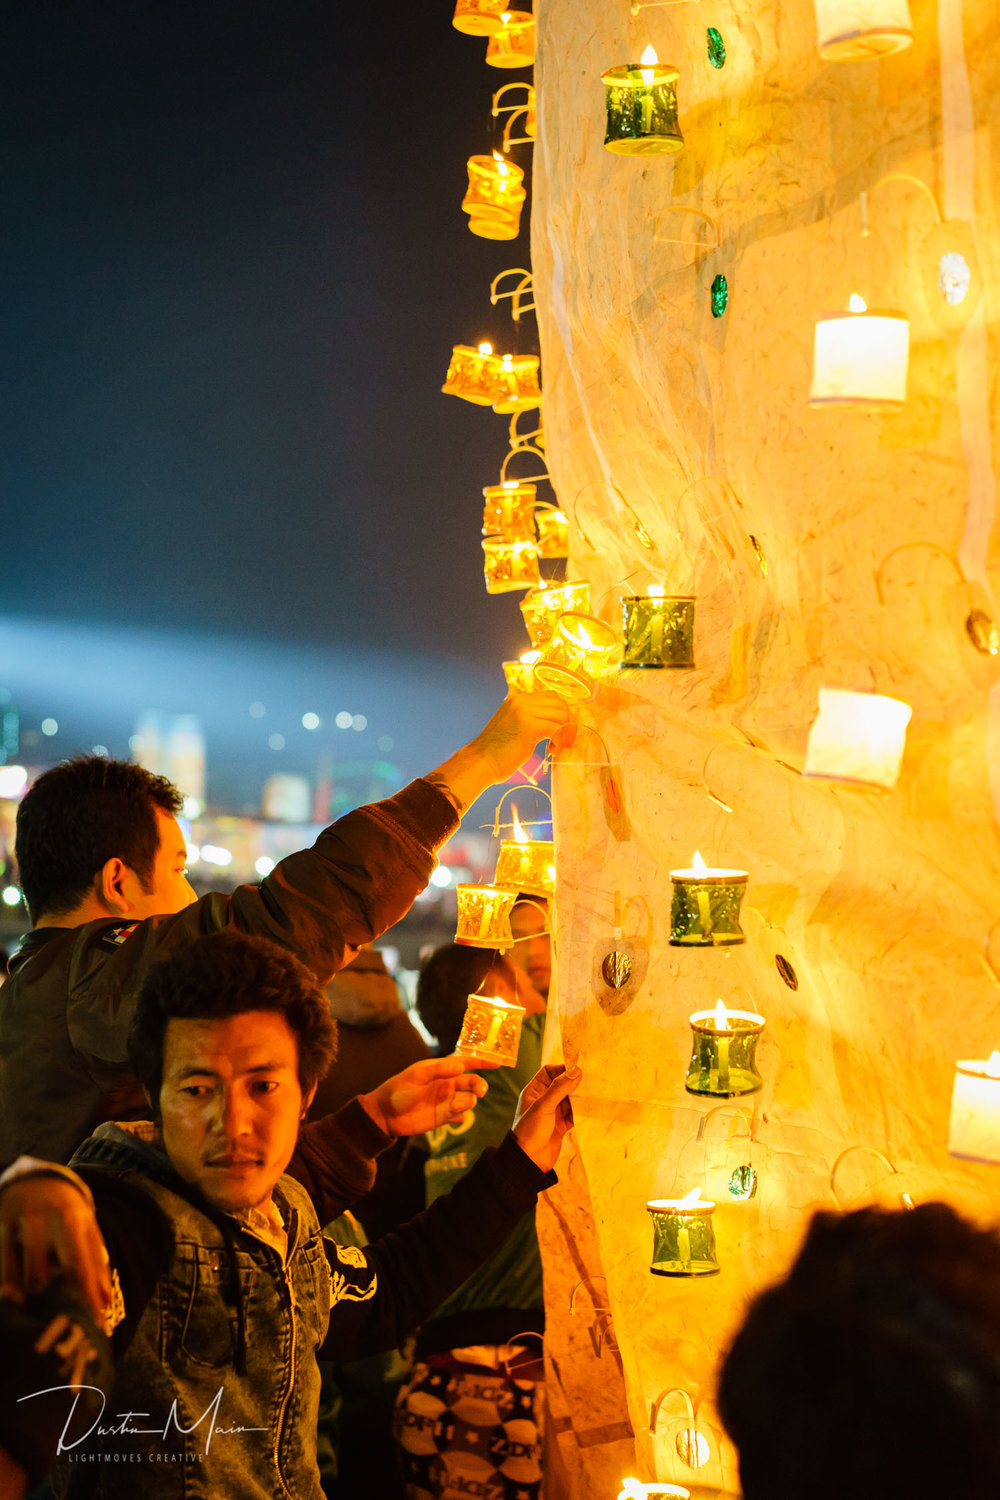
[65,778,459,1064]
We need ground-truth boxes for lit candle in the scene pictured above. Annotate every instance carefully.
[621,591,696,670]
[534,611,620,700]
[647,583,664,657]
[521,580,592,648]
[669,852,748,946]
[603,51,683,156]
[948,1052,1000,1163]
[482,537,541,594]
[493,805,556,896]
[803,687,912,788]
[687,1002,765,1096]
[502,649,541,693]
[809,294,910,406]
[646,1190,719,1277]
[618,1482,690,1500]
[455,884,517,950]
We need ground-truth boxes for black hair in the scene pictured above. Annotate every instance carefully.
[718,1202,1000,1500]
[15,756,183,922]
[416,942,496,1054]
[127,930,338,1114]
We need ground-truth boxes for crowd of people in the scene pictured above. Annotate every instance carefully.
[2,685,1000,1500]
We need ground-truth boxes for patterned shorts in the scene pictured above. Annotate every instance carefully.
[393,1356,544,1500]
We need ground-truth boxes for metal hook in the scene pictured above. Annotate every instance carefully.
[490,267,536,322]
[508,408,544,453]
[501,445,549,486]
[488,784,553,837]
[830,1144,912,1209]
[653,206,722,253]
[874,541,963,606]
[696,1104,754,1143]
[860,172,944,236]
[649,1386,696,1435]
[569,1273,607,1315]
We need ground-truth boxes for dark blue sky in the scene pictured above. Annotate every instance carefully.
[1,0,537,670]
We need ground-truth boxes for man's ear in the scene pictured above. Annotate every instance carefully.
[301,1082,317,1120]
[98,857,133,915]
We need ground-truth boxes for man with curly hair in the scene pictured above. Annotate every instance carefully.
[0,930,579,1500]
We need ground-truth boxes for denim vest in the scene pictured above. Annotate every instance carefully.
[58,1125,333,1500]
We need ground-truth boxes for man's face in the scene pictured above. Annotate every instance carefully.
[509,900,551,998]
[159,1010,312,1215]
[129,808,196,918]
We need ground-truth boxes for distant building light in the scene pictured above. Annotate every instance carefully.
[352,715,368,732]
[2,886,21,907]
[200,845,233,867]
[92,745,109,757]
[0,766,28,799]
[268,734,285,751]
[429,864,453,889]
[182,796,202,819]
[41,718,58,737]
[255,856,276,878]
[249,701,266,718]
[335,711,353,729]
[377,735,394,752]
[302,712,321,731]
[186,843,200,863]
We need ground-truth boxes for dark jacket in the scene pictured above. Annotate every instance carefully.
[0,778,459,1166]
[49,1119,551,1499]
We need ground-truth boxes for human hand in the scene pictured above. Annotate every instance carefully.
[512,1063,581,1172]
[431,691,576,812]
[0,1176,112,1322]
[359,1056,492,1137]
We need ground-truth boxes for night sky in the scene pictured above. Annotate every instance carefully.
[1,2,541,796]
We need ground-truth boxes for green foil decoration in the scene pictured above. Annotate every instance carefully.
[711,274,728,318]
[707,27,726,68]
[647,1203,720,1276]
[728,1165,758,1201]
[620,595,695,669]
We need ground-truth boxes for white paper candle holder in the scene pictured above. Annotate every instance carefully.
[809,306,909,405]
[803,688,911,789]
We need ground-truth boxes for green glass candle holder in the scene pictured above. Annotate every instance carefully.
[669,866,747,946]
[686,1008,764,1096]
[602,61,683,156]
[646,1198,719,1277]
[621,595,695,669]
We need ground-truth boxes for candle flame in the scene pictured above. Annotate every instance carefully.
[501,10,511,21]
[502,353,514,368]
[519,649,541,665]
[714,999,731,1032]
[621,1482,646,1500]
[478,342,493,356]
[692,850,708,877]
[639,43,657,84]
[678,1187,703,1208]
[987,1050,1000,1077]
[494,150,510,176]
[511,805,528,844]
[648,583,665,597]
[848,293,867,313]
[503,479,518,488]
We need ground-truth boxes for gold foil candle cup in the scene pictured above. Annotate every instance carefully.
[687,1002,765,1097]
[646,1192,719,1277]
[452,0,508,34]
[491,354,542,414]
[534,612,619,700]
[482,537,541,594]
[485,10,535,68]
[462,153,526,241]
[669,852,748,946]
[618,1484,691,1500]
[534,505,569,560]
[813,0,913,58]
[493,809,555,897]
[948,1052,1000,1164]
[603,48,683,156]
[455,993,526,1067]
[621,591,695,669]
[455,884,517,950]
[502,650,541,692]
[520,581,592,648]
[809,297,909,406]
[442,343,501,405]
[483,481,537,539]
